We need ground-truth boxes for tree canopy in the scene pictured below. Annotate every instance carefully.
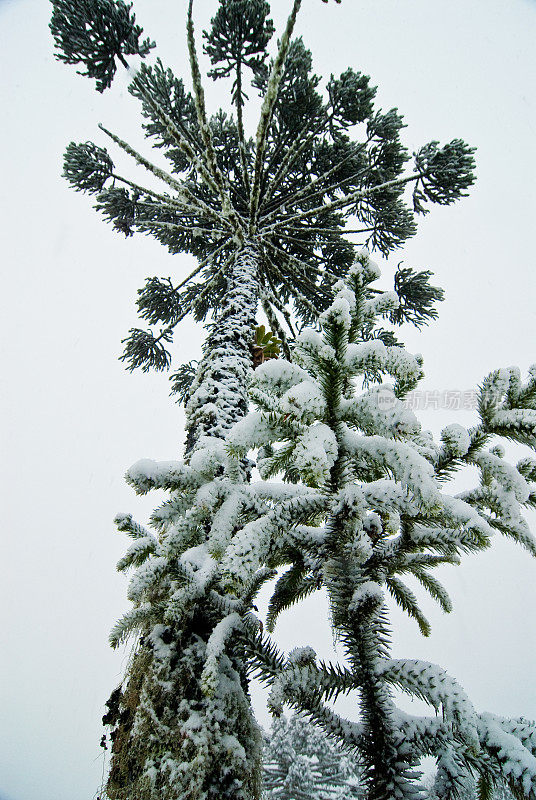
[52,0,474,376]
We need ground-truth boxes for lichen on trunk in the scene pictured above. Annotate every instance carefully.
[185,242,260,453]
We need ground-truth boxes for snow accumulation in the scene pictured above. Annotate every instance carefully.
[297,329,337,363]
[440,423,471,457]
[491,408,536,436]
[351,247,381,280]
[319,296,351,329]
[280,380,326,421]
[228,411,279,451]
[341,385,421,437]
[345,341,422,385]
[377,659,478,747]
[343,430,440,510]
[252,358,310,394]
[363,290,399,318]
[189,437,228,474]
[348,581,384,612]
[294,424,338,483]
[475,450,530,502]
[478,714,536,795]
[126,458,199,493]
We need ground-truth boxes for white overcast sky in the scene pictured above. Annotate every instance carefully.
[1,1,536,799]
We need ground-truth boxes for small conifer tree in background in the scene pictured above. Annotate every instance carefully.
[263,713,364,799]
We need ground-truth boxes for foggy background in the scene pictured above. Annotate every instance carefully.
[1,0,535,798]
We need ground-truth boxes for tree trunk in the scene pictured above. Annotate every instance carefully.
[106,243,263,800]
[185,242,260,453]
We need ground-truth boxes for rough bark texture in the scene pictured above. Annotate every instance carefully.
[105,243,263,800]
[185,243,260,453]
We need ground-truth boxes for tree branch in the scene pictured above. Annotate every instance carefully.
[265,172,420,232]
[249,0,303,231]
[99,124,232,228]
[187,0,245,239]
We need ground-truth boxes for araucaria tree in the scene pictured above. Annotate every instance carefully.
[228,253,536,800]
[49,1,482,799]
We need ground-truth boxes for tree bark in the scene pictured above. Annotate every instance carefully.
[106,243,263,800]
[185,242,260,453]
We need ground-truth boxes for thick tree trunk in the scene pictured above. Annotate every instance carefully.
[106,243,263,800]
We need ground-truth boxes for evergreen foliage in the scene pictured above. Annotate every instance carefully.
[102,442,276,799]
[225,250,536,800]
[63,141,115,192]
[423,772,515,800]
[49,0,154,92]
[203,1,275,103]
[263,713,364,799]
[49,2,485,799]
[169,360,199,404]
[391,266,444,328]
[52,0,474,375]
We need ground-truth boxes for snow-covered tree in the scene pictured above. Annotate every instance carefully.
[49,1,477,798]
[98,268,446,800]
[264,712,364,799]
[51,0,474,404]
[225,250,536,800]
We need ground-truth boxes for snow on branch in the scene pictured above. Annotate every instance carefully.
[98,124,229,227]
[377,659,479,747]
[125,458,202,494]
[187,0,243,234]
[478,713,536,798]
[249,0,302,226]
[129,72,220,194]
[201,612,243,697]
[342,431,440,511]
